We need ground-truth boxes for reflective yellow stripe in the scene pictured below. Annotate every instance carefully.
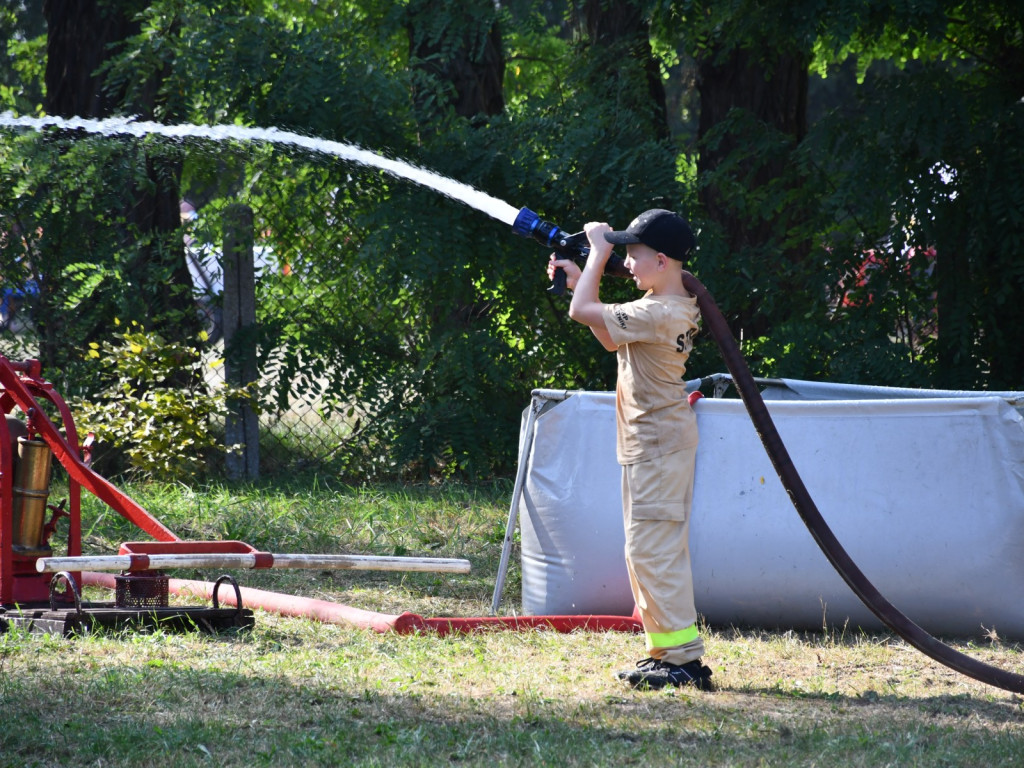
[646,623,699,649]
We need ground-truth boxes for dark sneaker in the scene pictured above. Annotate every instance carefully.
[616,657,714,691]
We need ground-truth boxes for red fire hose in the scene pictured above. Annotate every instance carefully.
[81,571,641,636]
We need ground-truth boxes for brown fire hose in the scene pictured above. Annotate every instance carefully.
[682,271,1024,694]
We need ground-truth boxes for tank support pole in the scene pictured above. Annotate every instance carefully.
[490,390,555,614]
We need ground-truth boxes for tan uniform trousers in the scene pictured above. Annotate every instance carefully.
[622,444,704,666]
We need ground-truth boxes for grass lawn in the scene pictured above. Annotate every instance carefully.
[2,479,1022,766]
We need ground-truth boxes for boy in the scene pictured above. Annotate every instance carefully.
[548,209,713,691]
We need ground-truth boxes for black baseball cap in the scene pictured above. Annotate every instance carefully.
[604,209,696,263]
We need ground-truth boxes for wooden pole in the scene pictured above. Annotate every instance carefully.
[36,552,471,574]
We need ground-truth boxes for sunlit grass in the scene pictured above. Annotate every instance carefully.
[3,478,1023,766]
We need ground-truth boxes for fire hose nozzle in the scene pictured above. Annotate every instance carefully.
[512,207,589,295]
[511,206,541,238]
[512,206,628,295]
[512,208,579,252]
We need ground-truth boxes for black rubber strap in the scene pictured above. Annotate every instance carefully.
[683,271,1024,694]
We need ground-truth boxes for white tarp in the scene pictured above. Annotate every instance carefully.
[759,376,1024,406]
[519,385,1024,639]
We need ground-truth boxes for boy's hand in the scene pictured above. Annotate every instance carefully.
[583,222,614,265]
[547,255,582,291]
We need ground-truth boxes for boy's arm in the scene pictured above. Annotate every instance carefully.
[568,222,617,352]
[586,321,616,351]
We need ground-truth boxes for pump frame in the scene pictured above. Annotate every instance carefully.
[0,355,181,607]
[0,358,83,604]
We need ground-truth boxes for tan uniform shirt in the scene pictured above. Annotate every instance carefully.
[602,292,700,465]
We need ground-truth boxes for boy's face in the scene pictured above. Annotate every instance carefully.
[623,243,662,291]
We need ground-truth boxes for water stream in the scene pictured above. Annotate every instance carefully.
[0,112,522,226]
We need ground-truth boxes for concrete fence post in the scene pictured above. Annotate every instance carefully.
[222,203,259,480]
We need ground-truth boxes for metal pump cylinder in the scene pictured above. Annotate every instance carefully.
[12,436,53,551]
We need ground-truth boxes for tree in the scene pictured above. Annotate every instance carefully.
[404,0,506,121]
[3,0,1022,480]
[0,2,45,113]
[650,0,1023,390]
[805,0,1024,388]
[650,0,821,348]
[39,0,198,372]
[573,0,671,141]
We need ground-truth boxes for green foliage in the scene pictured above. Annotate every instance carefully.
[0,2,45,113]
[4,0,1023,481]
[70,324,255,481]
[0,130,201,393]
[676,0,1024,389]
[142,0,687,480]
[100,0,413,146]
[805,35,1024,388]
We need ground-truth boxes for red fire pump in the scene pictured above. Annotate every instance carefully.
[0,354,469,636]
[0,355,257,634]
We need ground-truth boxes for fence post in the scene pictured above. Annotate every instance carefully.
[222,203,259,480]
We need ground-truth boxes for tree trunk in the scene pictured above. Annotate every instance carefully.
[696,45,810,339]
[933,225,976,389]
[405,0,505,120]
[43,0,198,355]
[43,0,137,119]
[574,0,669,141]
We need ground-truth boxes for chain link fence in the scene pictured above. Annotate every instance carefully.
[183,170,407,479]
[2,137,544,482]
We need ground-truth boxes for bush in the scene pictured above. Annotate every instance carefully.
[70,323,255,481]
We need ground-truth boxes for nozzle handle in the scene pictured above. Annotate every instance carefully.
[548,266,568,296]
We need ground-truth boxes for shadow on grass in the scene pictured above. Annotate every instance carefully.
[3,657,1023,768]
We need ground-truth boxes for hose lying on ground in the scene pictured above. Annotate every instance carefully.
[683,270,1024,695]
[81,571,642,636]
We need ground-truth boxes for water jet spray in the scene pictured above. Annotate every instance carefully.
[0,112,522,226]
